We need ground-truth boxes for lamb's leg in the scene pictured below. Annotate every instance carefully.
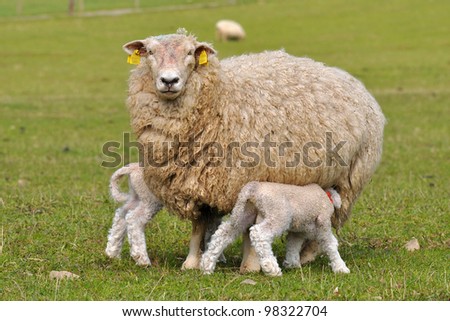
[283,232,305,269]
[126,204,152,266]
[204,216,226,263]
[301,180,358,265]
[316,219,350,274]
[105,206,128,259]
[249,217,286,277]
[182,217,207,270]
[201,220,242,274]
[202,198,258,274]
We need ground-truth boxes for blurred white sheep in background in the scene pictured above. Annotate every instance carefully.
[215,19,246,41]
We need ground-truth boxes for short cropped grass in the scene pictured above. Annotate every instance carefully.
[0,0,449,300]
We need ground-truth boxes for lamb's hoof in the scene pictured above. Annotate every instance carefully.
[199,258,215,274]
[105,248,121,259]
[282,260,301,269]
[201,267,214,275]
[333,265,350,274]
[266,270,283,277]
[136,259,151,267]
[181,255,201,270]
[218,253,227,264]
[261,260,282,277]
[132,254,151,267]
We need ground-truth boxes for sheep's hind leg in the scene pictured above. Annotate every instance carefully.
[126,205,152,266]
[105,207,128,259]
[249,219,283,277]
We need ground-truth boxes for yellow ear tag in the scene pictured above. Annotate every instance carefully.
[127,50,141,65]
[199,50,208,65]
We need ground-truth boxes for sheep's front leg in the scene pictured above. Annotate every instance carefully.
[182,218,207,270]
[105,207,128,259]
[240,232,261,273]
[240,213,264,273]
[300,240,321,265]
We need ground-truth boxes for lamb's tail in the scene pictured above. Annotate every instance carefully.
[109,163,140,203]
[326,188,342,209]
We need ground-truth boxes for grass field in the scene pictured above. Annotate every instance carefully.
[0,0,449,300]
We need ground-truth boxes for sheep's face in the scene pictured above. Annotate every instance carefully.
[123,34,216,100]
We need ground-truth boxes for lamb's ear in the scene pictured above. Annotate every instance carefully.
[194,42,216,65]
[123,40,148,56]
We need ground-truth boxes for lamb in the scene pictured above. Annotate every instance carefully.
[123,28,385,271]
[105,163,225,266]
[105,163,163,266]
[200,182,350,276]
[215,20,246,41]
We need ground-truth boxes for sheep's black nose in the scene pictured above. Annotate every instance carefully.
[161,77,180,86]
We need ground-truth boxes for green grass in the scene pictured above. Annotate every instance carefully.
[0,0,449,300]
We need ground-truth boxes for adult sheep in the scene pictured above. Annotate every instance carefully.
[215,20,246,41]
[123,28,385,271]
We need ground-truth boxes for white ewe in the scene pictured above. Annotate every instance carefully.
[201,182,349,276]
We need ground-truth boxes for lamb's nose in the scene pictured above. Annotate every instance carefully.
[161,76,180,86]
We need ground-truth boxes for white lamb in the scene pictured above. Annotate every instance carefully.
[201,182,350,276]
[105,163,162,266]
[105,163,225,266]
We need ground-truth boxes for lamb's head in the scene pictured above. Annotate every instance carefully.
[123,29,216,100]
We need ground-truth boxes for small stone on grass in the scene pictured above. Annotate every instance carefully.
[405,238,420,252]
[49,271,80,280]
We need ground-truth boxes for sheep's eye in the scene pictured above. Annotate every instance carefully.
[147,49,153,55]
[187,50,194,56]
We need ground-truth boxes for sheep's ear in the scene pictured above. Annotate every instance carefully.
[123,40,148,56]
[194,42,216,65]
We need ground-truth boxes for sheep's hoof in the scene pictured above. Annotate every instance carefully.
[300,241,320,265]
[181,255,201,270]
[239,260,261,274]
